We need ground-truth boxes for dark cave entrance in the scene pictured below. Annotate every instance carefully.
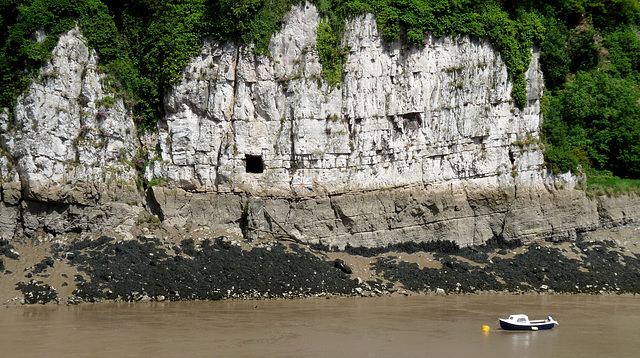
[245,154,264,173]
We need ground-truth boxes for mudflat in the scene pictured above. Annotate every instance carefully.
[2,223,640,306]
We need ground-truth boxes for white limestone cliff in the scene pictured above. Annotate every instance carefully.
[0,26,143,237]
[144,4,602,247]
[1,4,639,247]
[147,5,545,196]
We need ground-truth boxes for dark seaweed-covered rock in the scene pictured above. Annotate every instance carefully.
[15,280,58,304]
[320,238,515,261]
[180,238,198,256]
[490,245,580,292]
[67,236,114,251]
[59,236,360,302]
[32,257,55,274]
[0,238,21,274]
[373,238,640,294]
[334,259,352,274]
[24,232,640,304]
[436,249,491,264]
[489,242,640,293]
[480,235,522,251]
[0,238,19,260]
[343,240,462,257]
[373,256,503,293]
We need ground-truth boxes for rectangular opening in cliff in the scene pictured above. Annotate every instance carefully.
[245,154,264,173]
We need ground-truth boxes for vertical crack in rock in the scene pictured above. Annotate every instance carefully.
[539,186,557,239]
[229,46,240,120]
[207,70,214,121]
[225,46,241,178]
[17,198,28,238]
[289,107,296,174]
[329,195,354,234]
[500,184,519,242]
[213,138,225,189]
[376,193,392,231]
[195,117,204,188]
[145,188,163,221]
[460,183,481,246]
[284,201,295,233]
[239,197,252,240]
[497,209,508,242]
[508,146,516,166]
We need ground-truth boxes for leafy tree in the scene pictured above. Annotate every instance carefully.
[602,27,640,79]
[543,72,640,177]
[539,17,571,91]
[588,0,640,30]
[568,27,600,73]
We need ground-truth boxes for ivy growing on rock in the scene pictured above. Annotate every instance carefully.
[0,0,545,126]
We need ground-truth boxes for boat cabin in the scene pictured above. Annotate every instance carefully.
[507,314,530,323]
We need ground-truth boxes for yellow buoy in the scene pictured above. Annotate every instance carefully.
[482,325,491,332]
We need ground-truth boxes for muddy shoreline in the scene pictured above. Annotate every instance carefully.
[2,224,640,306]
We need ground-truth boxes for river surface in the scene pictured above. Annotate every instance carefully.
[1,294,638,357]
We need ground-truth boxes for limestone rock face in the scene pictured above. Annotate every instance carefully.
[145,3,601,247]
[0,5,638,247]
[596,194,640,228]
[0,26,144,237]
[148,6,545,197]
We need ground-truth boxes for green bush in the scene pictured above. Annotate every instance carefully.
[568,28,599,73]
[543,72,640,177]
[539,18,571,91]
[1,1,85,108]
[602,27,640,79]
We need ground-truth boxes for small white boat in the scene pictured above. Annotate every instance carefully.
[499,314,558,331]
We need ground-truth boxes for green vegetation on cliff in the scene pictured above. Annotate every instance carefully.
[536,0,640,180]
[1,0,640,178]
[0,0,209,131]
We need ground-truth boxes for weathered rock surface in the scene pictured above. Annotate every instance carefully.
[148,5,545,196]
[0,26,144,237]
[2,3,640,306]
[143,4,619,247]
[0,4,638,250]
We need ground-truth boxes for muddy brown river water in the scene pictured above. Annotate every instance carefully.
[1,294,639,357]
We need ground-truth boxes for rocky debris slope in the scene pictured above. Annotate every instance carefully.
[372,232,640,294]
[1,224,640,306]
[62,236,360,302]
[1,233,361,305]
